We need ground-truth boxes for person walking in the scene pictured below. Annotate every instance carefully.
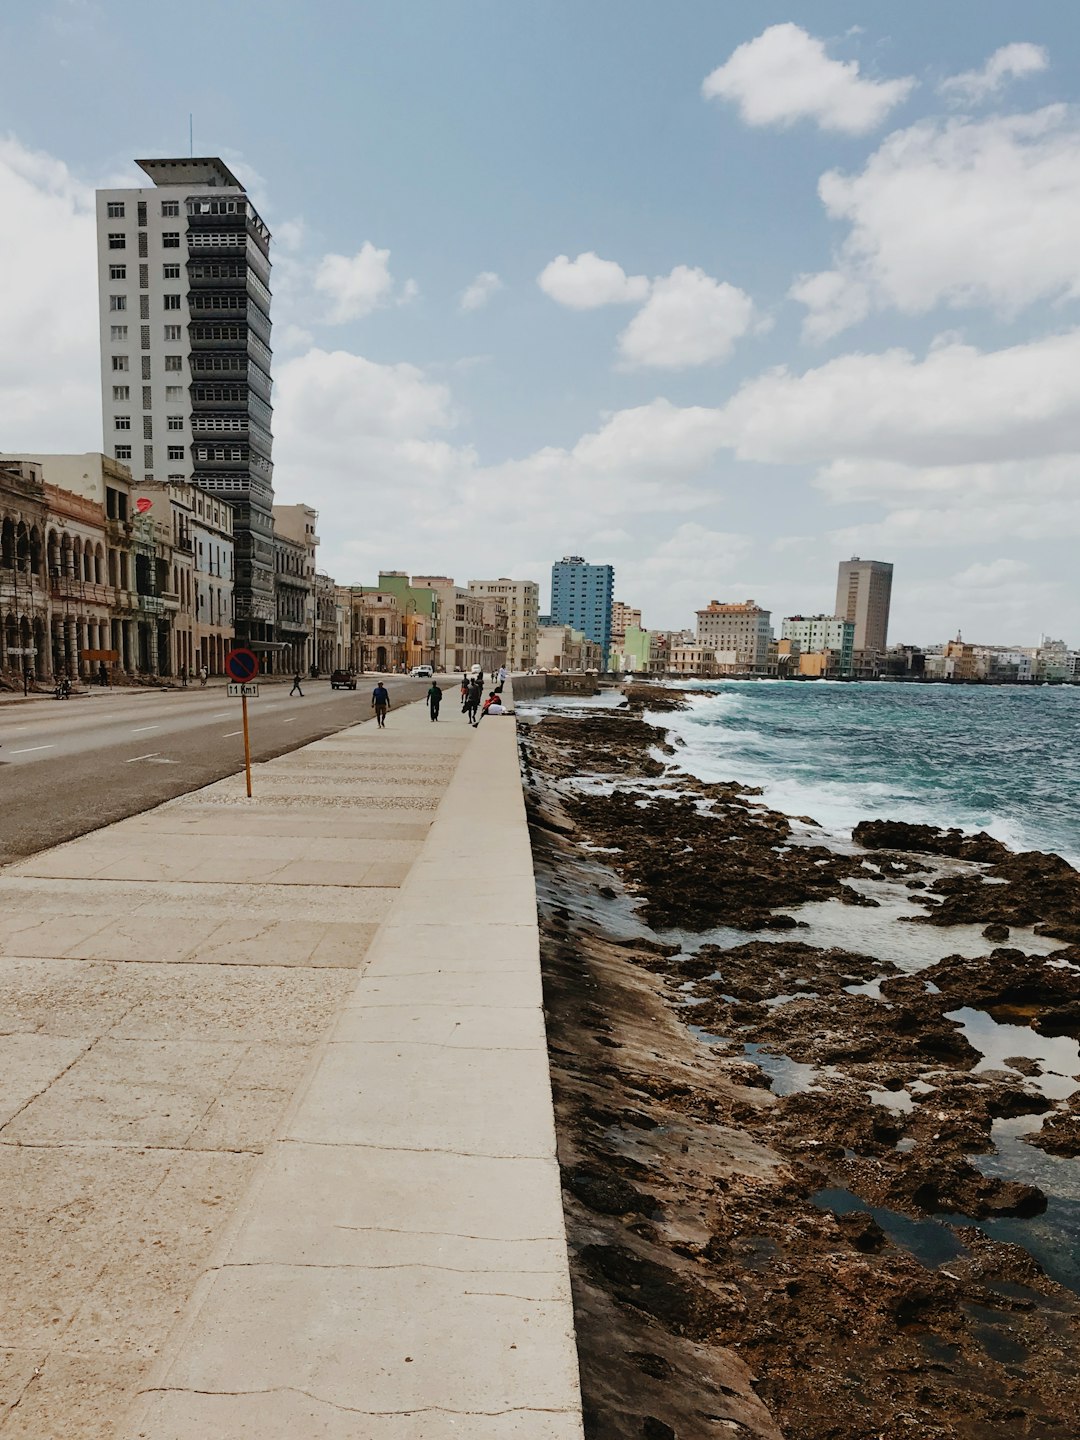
[497,664,507,690]
[464,677,482,726]
[180,664,188,689]
[290,672,304,697]
[98,661,108,688]
[460,674,469,703]
[372,681,391,727]
[426,679,443,722]
[199,665,208,687]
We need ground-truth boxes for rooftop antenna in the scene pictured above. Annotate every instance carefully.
[189,114,193,157]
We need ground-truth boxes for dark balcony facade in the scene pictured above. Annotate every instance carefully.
[184,193,275,646]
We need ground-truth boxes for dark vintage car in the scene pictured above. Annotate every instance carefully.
[330,669,357,689]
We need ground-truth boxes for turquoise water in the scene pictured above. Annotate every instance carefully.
[655,683,1080,866]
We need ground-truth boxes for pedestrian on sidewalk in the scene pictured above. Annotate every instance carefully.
[497,664,507,690]
[22,665,31,697]
[199,665,208,687]
[290,672,304,697]
[180,664,188,689]
[460,673,469,703]
[372,681,391,727]
[98,662,109,688]
[464,677,482,726]
[426,679,443,722]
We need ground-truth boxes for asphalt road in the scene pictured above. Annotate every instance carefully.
[0,674,433,863]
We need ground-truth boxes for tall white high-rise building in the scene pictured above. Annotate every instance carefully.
[95,157,276,647]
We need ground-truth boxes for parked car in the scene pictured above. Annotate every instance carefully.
[330,669,357,689]
[410,664,434,679]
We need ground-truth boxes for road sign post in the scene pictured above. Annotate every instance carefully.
[225,649,260,797]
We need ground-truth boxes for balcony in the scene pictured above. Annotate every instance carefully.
[50,576,113,606]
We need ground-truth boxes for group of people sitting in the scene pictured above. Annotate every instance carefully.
[458,667,510,728]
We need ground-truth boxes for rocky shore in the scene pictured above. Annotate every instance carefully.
[521,686,1080,1440]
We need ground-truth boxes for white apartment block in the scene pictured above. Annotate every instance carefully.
[467,577,539,671]
[695,600,772,670]
[95,158,276,646]
[190,485,234,674]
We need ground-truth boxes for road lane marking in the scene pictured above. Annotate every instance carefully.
[211,711,231,717]
[131,725,160,733]
[281,717,297,724]
[9,744,56,754]
[126,752,160,762]
[223,730,242,737]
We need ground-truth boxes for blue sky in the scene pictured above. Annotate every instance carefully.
[2,1,1078,643]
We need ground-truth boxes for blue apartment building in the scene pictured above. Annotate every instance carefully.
[549,555,614,664]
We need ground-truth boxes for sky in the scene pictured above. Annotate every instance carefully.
[1,0,1078,644]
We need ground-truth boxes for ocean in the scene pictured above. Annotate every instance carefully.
[651,682,1080,867]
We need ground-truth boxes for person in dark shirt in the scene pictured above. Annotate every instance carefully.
[372,682,391,727]
[426,680,443,722]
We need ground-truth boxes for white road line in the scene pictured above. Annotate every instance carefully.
[223,730,242,737]
[9,744,56,754]
[131,725,160,733]
[125,752,160,763]
[211,711,231,717]
[281,717,297,723]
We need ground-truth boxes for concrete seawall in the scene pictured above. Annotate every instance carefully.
[117,684,584,1437]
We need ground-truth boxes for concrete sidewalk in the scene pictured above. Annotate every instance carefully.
[0,687,583,1437]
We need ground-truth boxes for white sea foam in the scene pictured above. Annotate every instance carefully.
[648,686,1079,863]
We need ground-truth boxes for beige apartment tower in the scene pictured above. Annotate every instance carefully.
[835,557,893,655]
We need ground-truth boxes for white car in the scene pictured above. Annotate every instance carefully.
[410,665,434,679]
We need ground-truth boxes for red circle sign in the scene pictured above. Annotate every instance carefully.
[225,648,260,682]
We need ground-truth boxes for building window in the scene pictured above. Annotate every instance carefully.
[112,385,130,401]
[164,355,183,372]
[111,355,129,372]
[163,263,180,279]
[162,232,181,249]
[115,415,131,430]
[106,201,125,219]
[163,294,181,311]
[167,445,184,461]
[109,263,126,281]
[109,294,126,312]
[161,199,180,217]
[108,232,125,249]
[163,324,182,341]
[165,384,184,401]
[167,415,184,431]
[115,444,132,460]
[109,324,128,341]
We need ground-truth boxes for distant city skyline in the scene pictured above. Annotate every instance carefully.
[2,3,1079,640]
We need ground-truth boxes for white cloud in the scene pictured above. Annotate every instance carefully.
[702,23,915,135]
[793,106,1080,338]
[940,42,1048,104]
[459,271,503,312]
[616,266,759,369]
[636,523,753,621]
[313,242,404,322]
[788,268,869,342]
[537,251,649,308]
[718,329,1080,467]
[273,217,308,253]
[954,558,1030,587]
[0,136,99,451]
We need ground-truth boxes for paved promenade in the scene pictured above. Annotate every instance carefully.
[0,688,583,1438]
